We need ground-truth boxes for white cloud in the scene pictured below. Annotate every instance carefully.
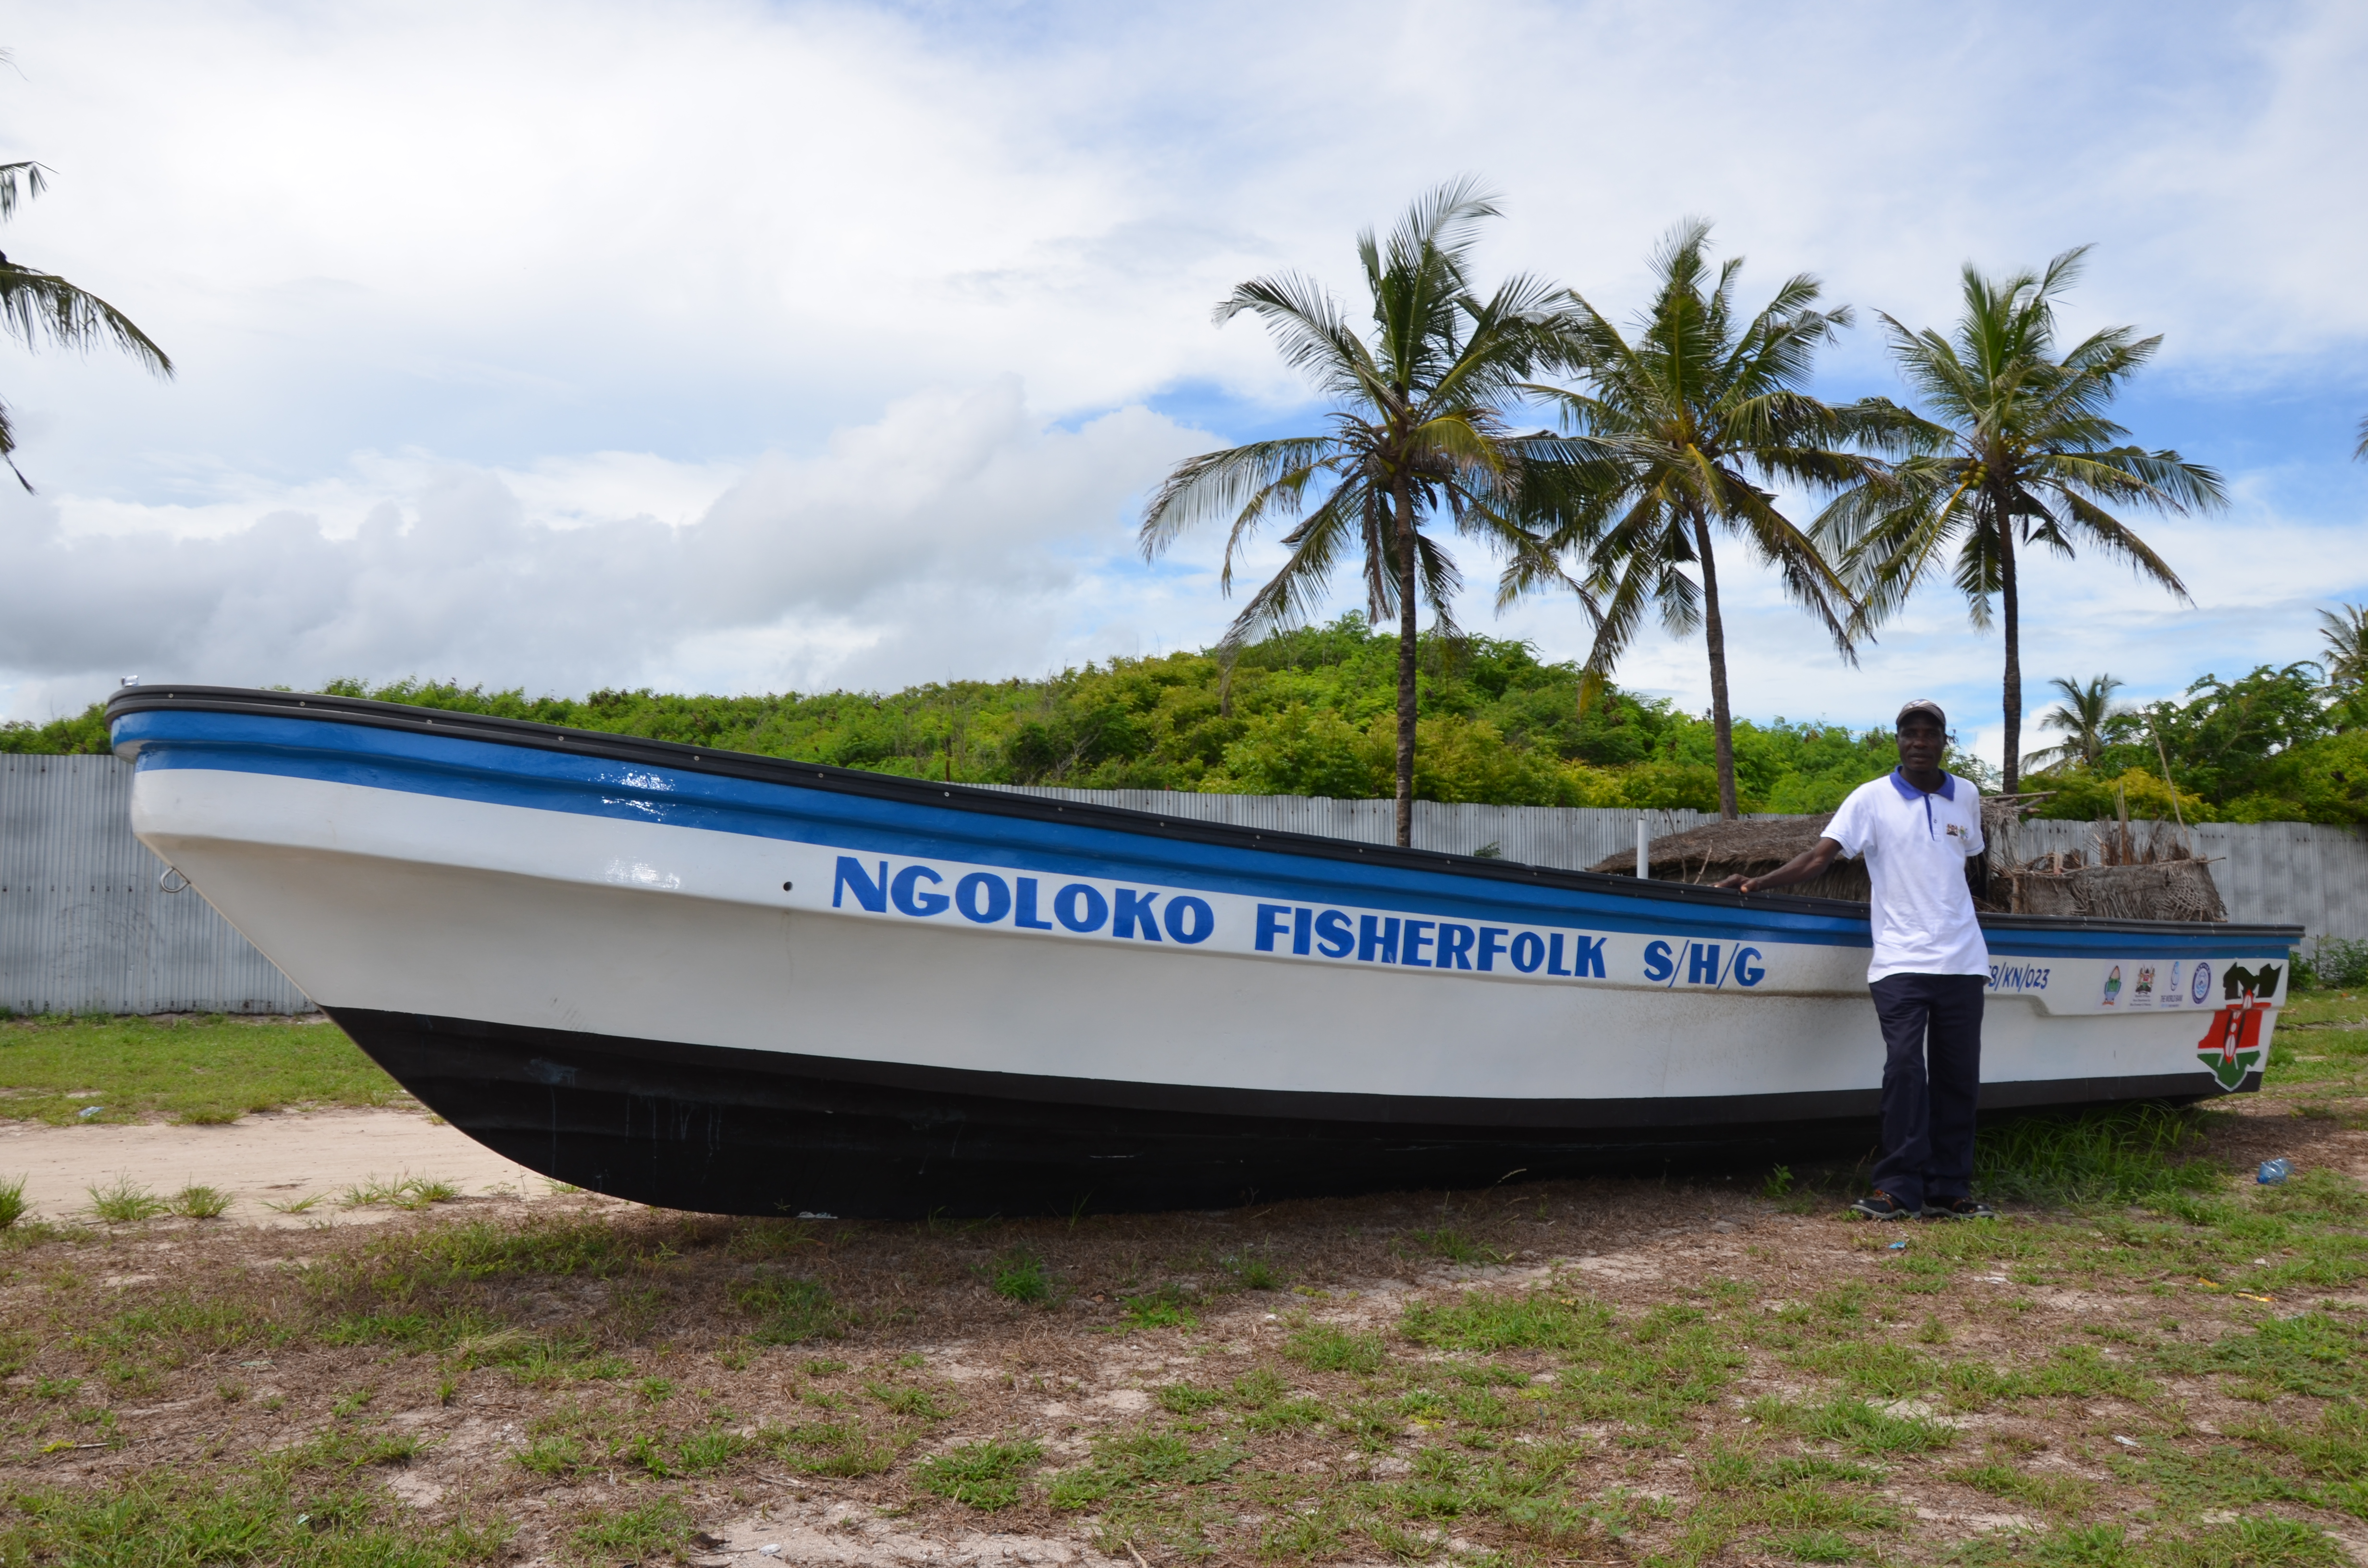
[0,383,1212,716]
[0,0,2362,728]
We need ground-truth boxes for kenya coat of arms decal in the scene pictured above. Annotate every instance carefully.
[2195,964,2280,1091]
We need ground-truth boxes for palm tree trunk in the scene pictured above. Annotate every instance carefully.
[2000,519,2022,797]
[1693,510,1740,820]
[1393,474,1418,847]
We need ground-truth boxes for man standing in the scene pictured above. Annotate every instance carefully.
[1719,701,1996,1221]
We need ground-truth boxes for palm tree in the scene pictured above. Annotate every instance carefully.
[1138,180,1573,846]
[2321,604,2368,690]
[1508,219,1891,820]
[1817,247,2223,796]
[2022,674,2129,772]
[0,157,173,489]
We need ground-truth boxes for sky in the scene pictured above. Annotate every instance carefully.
[1,0,2363,769]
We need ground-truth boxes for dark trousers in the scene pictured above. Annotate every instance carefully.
[1868,973,1986,1209]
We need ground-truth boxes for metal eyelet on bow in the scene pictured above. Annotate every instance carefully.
[158,866,190,894]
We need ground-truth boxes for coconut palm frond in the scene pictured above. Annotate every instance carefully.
[1141,182,1584,844]
[0,262,174,375]
[1823,247,2215,791]
[0,160,49,222]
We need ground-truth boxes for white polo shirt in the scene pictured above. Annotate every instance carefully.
[1824,769,1988,982]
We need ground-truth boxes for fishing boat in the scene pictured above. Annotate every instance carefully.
[107,686,2297,1217]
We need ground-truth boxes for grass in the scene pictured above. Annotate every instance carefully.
[1402,1287,1610,1352]
[87,1176,167,1224]
[914,1437,1043,1509]
[342,1174,462,1210]
[0,1174,26,1229]
[571,1494,690,1558]
[0,1014,403,1124]
[984,1247,1054,1303]
[0,1470,511,1565]
[1971,1101,2224,1208]
[0,1004,2352,1565]
[1115,1283,1199,1332]
[734,1273,846,1344]
[167,1184,231,1219]
[1282,1321,1388,1374]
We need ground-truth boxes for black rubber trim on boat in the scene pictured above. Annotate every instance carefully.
[108,686,2307,944]
[330,1005,2260,1218]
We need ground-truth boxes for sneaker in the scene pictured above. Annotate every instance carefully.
[1923,1196,1997,1220]
[1848,1191,1918,1221]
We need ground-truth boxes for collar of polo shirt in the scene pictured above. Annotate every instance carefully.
[1888,768,1954,802]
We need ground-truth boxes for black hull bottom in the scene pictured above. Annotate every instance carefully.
[331,1009,2250,1218]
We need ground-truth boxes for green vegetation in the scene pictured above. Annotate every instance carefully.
[983,1247,1054,1304]
[0,1470,509,1567]
[165,1184,230,1220]
[2016,660,2368,824]
[86,1176,167,1225]
[1,617,1973,815]
[732,1274,846,1345]
[1971,1102,2224,1208]
[0,1014,402,1124]
[913,1437,1042,1510]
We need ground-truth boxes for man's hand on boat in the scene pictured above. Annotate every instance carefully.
[1719,837,1845,895]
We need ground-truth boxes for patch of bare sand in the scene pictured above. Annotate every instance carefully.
[0,1108,549,1225]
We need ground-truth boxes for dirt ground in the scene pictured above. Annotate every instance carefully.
[0,1107,547,1226]
[1,1091,2362,1567]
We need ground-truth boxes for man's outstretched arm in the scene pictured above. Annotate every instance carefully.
[1717,837,1845,895]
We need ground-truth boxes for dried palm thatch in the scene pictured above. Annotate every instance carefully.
[2002,858,2227,922]
[1998,820,2228,923]
[1587,813,1873,902]
[1590,793,2228,923]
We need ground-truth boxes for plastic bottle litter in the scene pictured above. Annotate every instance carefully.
[2258,1158,2292,1185]
[76,1106,103,1121]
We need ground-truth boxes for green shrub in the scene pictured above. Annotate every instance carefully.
[2297,936,2368,992]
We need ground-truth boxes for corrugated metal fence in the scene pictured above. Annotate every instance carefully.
[1,756,311,1015]
[4,758,2360,1015]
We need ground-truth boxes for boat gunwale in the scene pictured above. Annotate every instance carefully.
[106,685,2308,945]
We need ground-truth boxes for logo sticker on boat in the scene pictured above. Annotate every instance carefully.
[2196,963,2280,1091]
[2191,962,2212,1005]
[2130,965,2156,1008]
[2164,960,2183,1008]
[2099,965,2123,1007]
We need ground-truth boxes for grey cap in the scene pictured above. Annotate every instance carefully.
[1896,698,1948,728]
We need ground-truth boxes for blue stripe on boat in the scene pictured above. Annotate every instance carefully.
[112,707,2290,961]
